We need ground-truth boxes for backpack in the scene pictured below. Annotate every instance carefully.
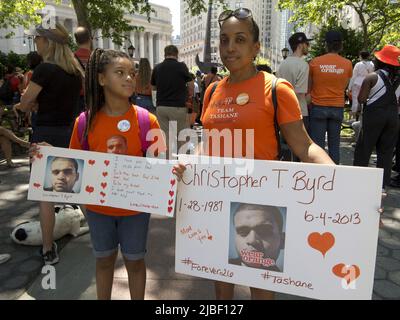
[207,77,294,161]
[0,78,14,103]
[77,105,151,155]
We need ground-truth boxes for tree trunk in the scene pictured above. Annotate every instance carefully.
[350,4,369,50]
[203,0,213,64]
[362,23,368,50]
[71,0,92,34]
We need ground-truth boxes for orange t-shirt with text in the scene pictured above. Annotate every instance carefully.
[69,105,163,216]
[201,72,302,160]
[309,53,353,107]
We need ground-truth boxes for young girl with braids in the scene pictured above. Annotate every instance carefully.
[32,49,185,299]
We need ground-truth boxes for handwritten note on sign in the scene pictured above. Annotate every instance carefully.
[175,155,383,300]
[28,146,177,217]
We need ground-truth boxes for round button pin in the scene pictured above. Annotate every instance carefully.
[117,120,131,132]
[236,93,249,105]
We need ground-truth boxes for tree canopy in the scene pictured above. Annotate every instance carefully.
[0,0,219,45]
[278,0,400,50]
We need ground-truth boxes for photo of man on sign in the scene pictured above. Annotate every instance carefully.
[229,203,286,272]
[44,157,84,193]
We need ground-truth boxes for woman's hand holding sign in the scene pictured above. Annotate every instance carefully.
[29,142,52,163]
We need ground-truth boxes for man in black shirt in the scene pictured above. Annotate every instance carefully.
[151,45,191,158]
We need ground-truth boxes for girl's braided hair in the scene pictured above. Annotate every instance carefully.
[83,48,131,140]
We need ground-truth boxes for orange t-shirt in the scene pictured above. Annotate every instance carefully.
[201,71,302,160]
[69,105,163,216]
[309,53,353,107]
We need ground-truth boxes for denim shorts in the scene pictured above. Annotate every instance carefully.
[85,210,150,261]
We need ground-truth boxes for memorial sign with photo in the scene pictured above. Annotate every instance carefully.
[28,146,178,217]
[175,155,383,299]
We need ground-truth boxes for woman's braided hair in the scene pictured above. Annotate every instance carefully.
[83,48,131,140]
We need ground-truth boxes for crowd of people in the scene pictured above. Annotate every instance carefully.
[1,7,399,300]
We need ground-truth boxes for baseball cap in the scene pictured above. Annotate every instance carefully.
[325,30,343,43]
[374,45,400,67]
[288,32,313,47]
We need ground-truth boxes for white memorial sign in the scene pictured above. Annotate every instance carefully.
[175,155,383,300]
[28,146,178,217]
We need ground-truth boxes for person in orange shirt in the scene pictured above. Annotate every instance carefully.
[31,49,185,300]
[308,30,353,164]
[200,8,333,300]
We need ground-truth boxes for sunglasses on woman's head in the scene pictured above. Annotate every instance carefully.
[218,8,253,27]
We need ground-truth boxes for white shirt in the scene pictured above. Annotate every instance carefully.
[350,60,374,88]
[193,82,199,95]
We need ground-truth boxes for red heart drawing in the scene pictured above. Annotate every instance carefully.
[170,179,176,187]
[88,160,95,165]
[100,200,105,204]
[168,206,173,213]
[36,153,43,159]
[168,199,174,205]
[169,191,174,197]
[33,183,41,188]
[100,191,106,197]
[104,160,110,166]
[332,264,361,284]
[102,172,108,177]
[85,185,94,194]
[308,232,335,258]
[101,182,107,189]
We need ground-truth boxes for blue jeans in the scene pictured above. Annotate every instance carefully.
[309,105,344,164]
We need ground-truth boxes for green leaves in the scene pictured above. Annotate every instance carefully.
[0,0,216,47]
[0,0,45,29]
[278,0,400,50]
[308,23,365,63]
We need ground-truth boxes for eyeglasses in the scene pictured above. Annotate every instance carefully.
[218,8,253,27]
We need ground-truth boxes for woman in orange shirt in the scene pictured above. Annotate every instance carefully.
[200,8,333,300]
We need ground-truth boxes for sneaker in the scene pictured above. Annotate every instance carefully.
[41,242,59,265]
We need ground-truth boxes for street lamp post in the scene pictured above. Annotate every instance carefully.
[281,47,289,60]
[128,44,135,58]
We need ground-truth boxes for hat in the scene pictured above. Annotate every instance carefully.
[374,45,400,67]
[288,32,313,47]
[325,30,343,43]
[26,24,69,45]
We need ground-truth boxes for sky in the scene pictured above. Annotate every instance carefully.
[150,0,181,36]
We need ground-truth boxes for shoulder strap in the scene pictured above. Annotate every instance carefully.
[135,105,151,155]
[271,77,282,160]
[78,111,89,151]
[208,81,219,102]
[367,71,387,102]
[77,107,151,155]
[74,53,85,70]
